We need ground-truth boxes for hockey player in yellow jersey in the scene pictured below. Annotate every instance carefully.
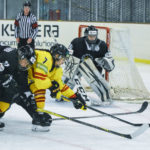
[28,43,87,110]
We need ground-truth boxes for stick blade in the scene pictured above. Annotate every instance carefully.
[138,101,148,113]
[129,124,149,139]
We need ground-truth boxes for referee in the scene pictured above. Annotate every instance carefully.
[14,1,38,49]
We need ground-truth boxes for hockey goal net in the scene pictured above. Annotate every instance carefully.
[78,25,150,100]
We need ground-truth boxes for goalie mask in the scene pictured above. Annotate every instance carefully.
[18,45,36,71]
[85,25,98,44]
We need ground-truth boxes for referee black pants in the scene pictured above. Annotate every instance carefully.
[18,38,35,49]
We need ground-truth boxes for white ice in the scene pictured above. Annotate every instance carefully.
[0,63,150,150]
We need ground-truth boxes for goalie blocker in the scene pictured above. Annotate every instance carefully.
[63,56,112,105]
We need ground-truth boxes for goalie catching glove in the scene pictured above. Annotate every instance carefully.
[95,51,115,72]
[71,93,87,110]
[49,80,61,99]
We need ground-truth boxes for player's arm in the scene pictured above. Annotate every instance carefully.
[48,68,86,110]
[68,38,78,56]
[14,13,21,38]
[30,15,38,39]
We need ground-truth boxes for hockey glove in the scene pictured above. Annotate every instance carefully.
[95,52,115,72]
[72,93,87,110]
[49,80,61,99]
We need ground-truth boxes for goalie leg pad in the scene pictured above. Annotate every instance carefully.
[79,58,112,103]
[63,55,80,80]
[63,77,76,90]
[73,75,91,106]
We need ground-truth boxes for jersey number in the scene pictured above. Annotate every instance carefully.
[43,57,48,64]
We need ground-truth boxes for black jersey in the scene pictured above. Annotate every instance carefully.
[0,45,29,93]
[69,37,108,72]
[0,45,18,76]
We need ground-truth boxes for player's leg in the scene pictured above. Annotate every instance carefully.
[34,89,46,109]
[29,83,46,109]
[63,56,91,104]
[0,86,12,130]
[63,55,80,90]
[0,101,10,130]
[15,92,52,132]
[79,58,112,105]
[28,84,52,131]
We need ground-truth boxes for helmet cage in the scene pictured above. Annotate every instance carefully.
[85,26,98,44]
[50,44,70,61]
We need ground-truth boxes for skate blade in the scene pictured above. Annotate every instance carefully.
[32,125,50,132]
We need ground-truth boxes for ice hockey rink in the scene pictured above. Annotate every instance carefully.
[0,63,150,150]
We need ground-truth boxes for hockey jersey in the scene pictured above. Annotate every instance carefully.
[69,37,108,73]
[0,45,30,93]
[28,49,76,100]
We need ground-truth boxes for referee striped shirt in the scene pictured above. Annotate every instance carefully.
[14,12,38,39]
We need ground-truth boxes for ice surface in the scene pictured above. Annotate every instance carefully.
[0,64,150,150]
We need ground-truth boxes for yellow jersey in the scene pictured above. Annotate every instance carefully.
[28,49,75,99]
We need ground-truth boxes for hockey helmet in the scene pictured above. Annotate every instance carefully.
[50,43,69,61]
[85,25,98,44]
[23,1,31,7]
[18,45,36,70]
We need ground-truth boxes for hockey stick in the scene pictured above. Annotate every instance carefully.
[37,108,148,139]
[53,101,148,121]
[62,96,150,127]
[87,105,150,127]
[114,101,148,115]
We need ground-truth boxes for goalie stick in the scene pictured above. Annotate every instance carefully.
[53,101,148,121]
[62,96,150,127]
[37,108,148,139]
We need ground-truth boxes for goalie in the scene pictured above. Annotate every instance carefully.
[65,25,115,105]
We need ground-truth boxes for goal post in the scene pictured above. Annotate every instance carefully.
[78,25,150,100]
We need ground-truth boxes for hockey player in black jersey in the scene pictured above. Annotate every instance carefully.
[0,45,52,131]
[65,25,115,105]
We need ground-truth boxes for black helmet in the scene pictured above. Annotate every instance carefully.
[18,45,36,70]
[85,25,98,44]
[50,44,69,60]
[23,1,31,7]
